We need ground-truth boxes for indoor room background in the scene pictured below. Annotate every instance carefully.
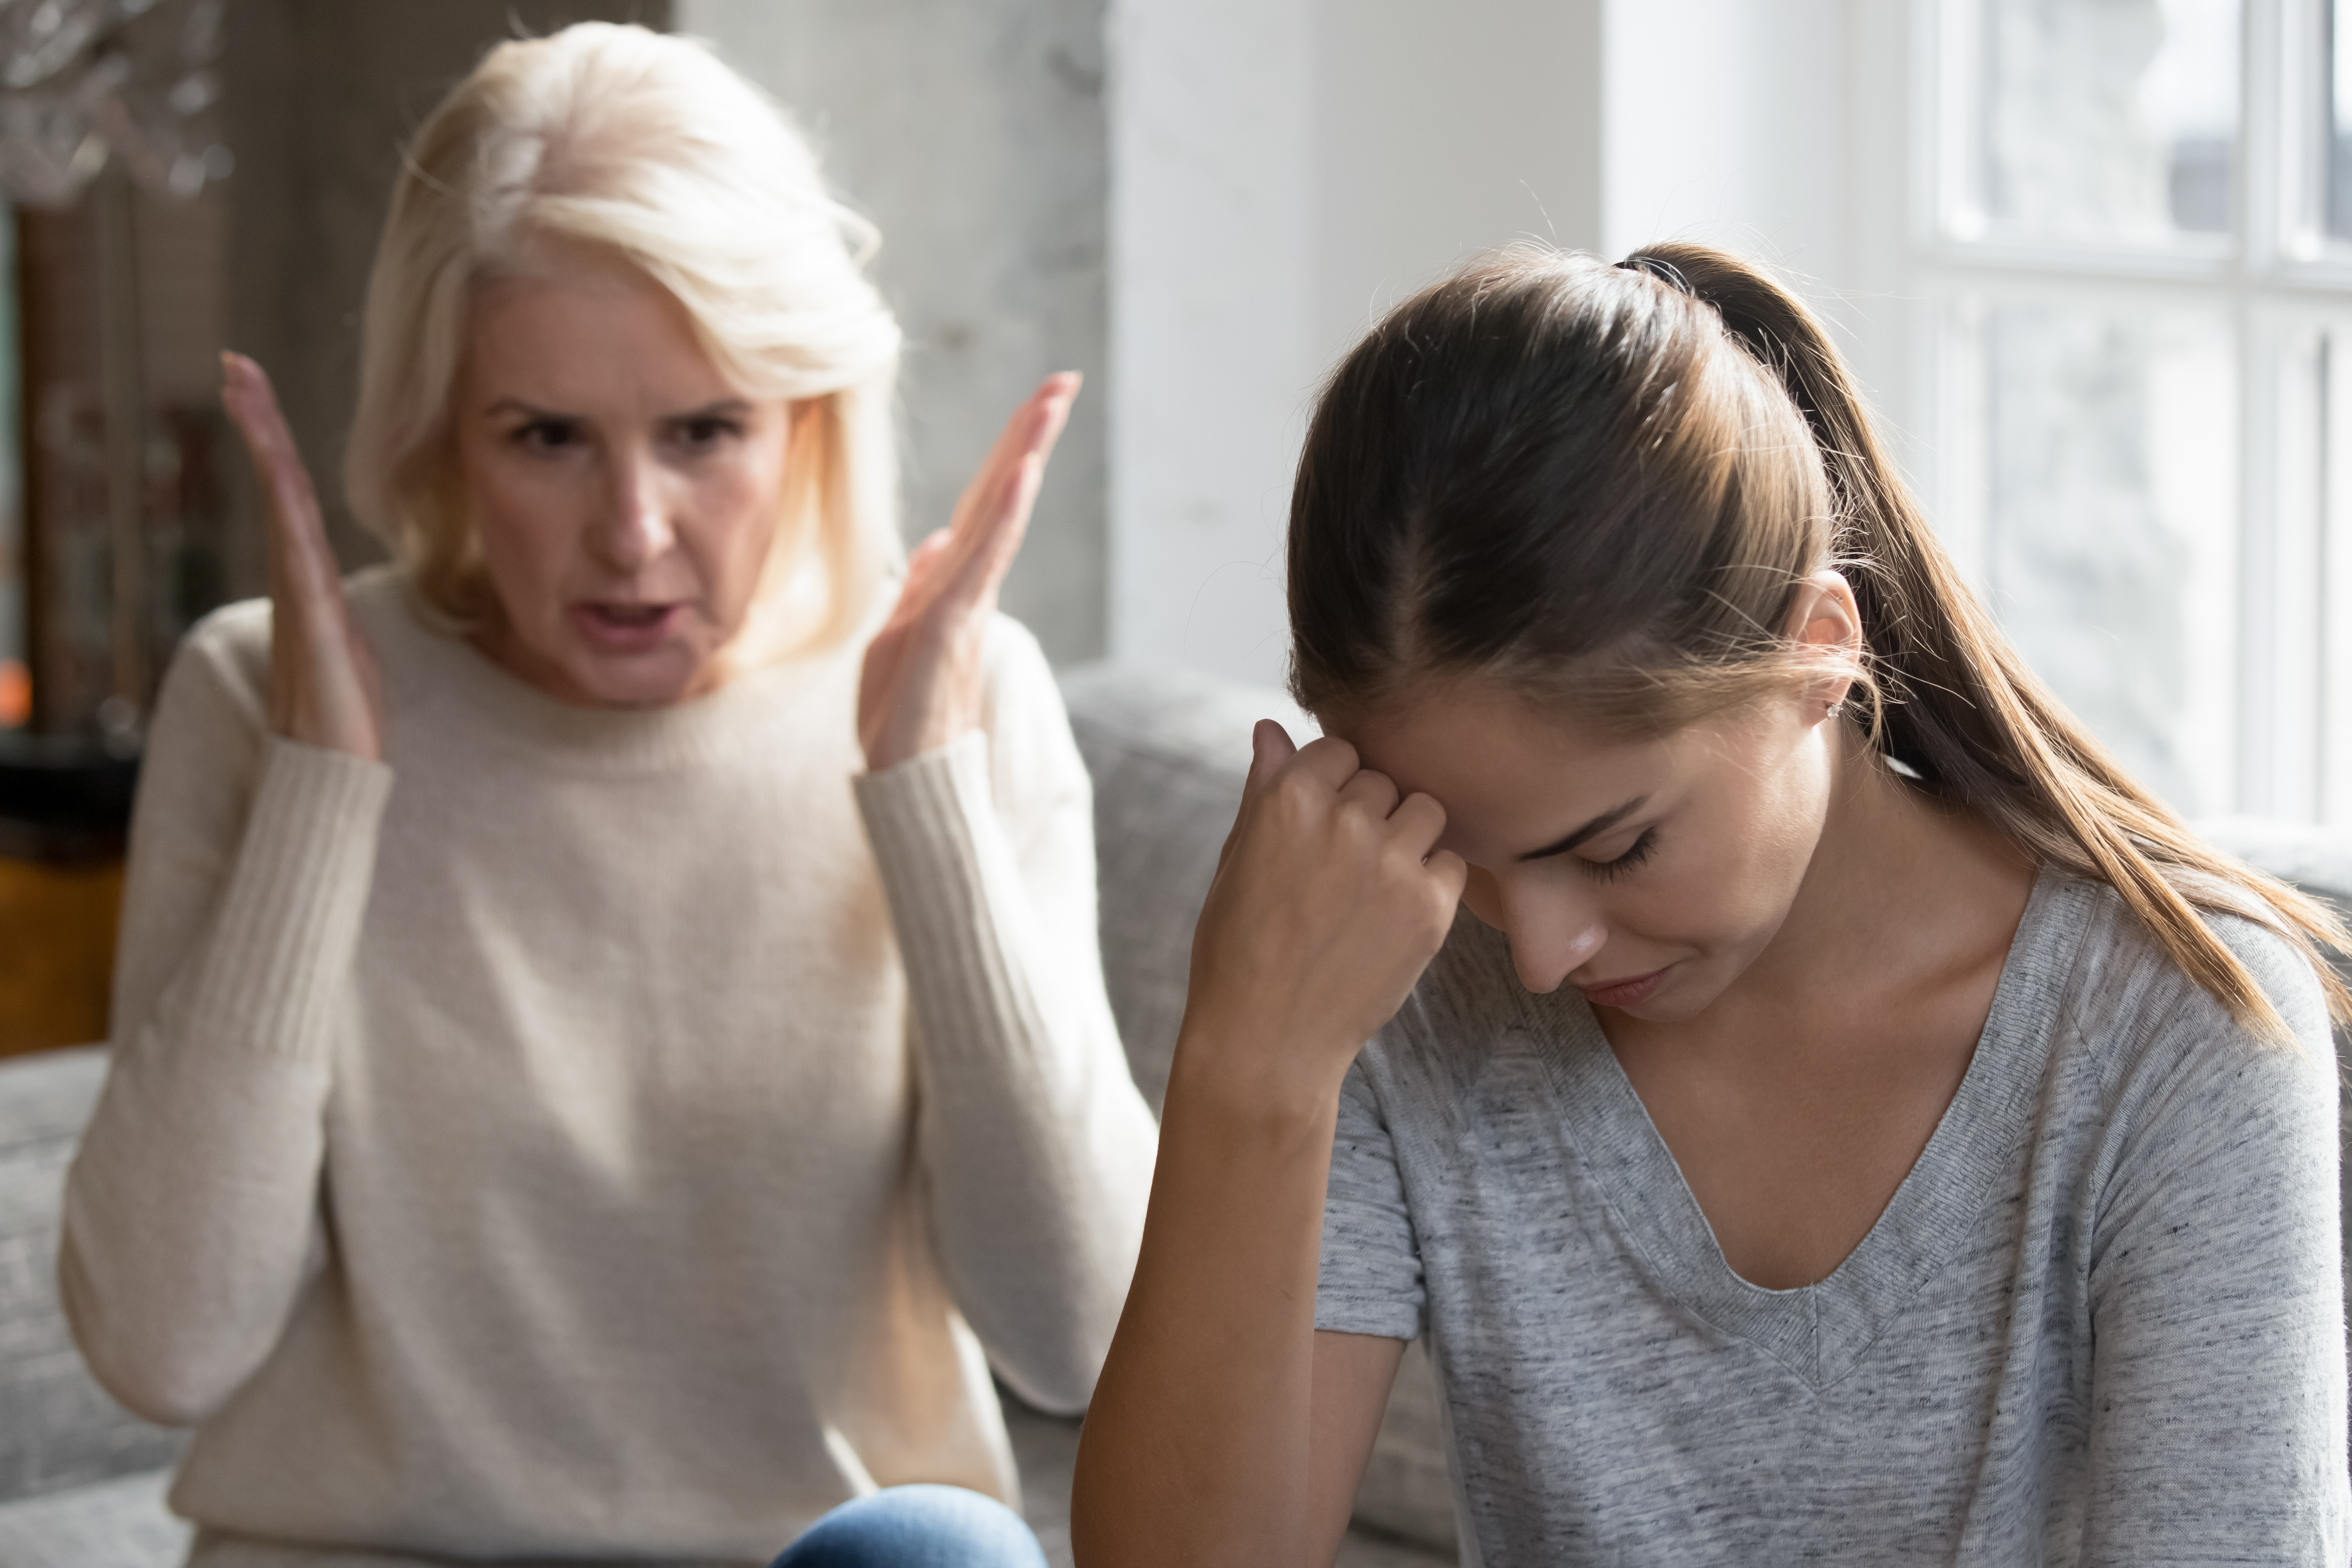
[0,0,2342,1050]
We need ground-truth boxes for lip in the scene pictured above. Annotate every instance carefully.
[1576,964,1674,1009]
[571,601,684,654]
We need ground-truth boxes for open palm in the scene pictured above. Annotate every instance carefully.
[220,352,383,761]
[858,373,1079,772]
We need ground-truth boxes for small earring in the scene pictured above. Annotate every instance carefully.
[1826,700,1847,720]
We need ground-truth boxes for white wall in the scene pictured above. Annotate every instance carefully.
[676,0,1112,665]
[1102,0,1320,691]
[1107,0,1909,691]
[1106,0,1604,691]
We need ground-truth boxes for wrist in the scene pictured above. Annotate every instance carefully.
[860,722,982,779]
[1163,1016,1353,1143]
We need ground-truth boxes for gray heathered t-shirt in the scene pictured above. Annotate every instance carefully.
[1318,867,2350,1565]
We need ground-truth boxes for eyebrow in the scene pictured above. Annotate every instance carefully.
[481,397,755,422]
[1515,794,1650,862]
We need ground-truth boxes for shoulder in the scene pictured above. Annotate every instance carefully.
[2055,873,2336,1154]
[158,595,272,729]
[976,613,1088,818]
[162,565,436,727]
[978,612,1059,717]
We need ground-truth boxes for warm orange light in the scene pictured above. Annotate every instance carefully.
[0,658,28,729]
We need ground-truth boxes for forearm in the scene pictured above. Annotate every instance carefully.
[60,1033,332,1425]
[1075,718,1460,1564]
[60,737,385,1423]
[1071,1044,1342,1568]
[918,997,1158,1410]
[857,734,1157,1405]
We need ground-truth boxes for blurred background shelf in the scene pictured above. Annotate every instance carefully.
[0,734,136,1057]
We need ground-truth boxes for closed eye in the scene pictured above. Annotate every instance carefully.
[1579,828,1657,884]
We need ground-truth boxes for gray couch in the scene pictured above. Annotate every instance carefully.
[2,663,2345,1566]
[0,665,1458,1567]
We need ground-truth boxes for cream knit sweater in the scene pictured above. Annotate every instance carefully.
[59,567,1159,1566]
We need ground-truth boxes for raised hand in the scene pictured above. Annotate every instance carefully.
[1178,722,1467,1099]
[220,353,383,762]
[857,373,1079,772]
[1072,723,1467,1568]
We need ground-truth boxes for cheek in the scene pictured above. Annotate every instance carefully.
[1677,752,1830,934]
[688,447,790,605]
[464,454,578,613]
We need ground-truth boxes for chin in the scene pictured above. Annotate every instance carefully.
[562,648,709,708]
[1612,991,1714,1024]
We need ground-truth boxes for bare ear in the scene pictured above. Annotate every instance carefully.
[1780,569,1863,718]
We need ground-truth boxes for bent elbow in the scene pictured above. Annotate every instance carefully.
[1001,1360,1098,1421]
[995,1296,1121,1418]
[57,1234,245,1428]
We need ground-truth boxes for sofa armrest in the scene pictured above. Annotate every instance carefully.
[0,1047,185,1505]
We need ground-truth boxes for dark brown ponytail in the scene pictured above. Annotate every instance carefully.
[1287,241,2350,1038]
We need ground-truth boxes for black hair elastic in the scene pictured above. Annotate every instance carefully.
[1615,254,1694,295]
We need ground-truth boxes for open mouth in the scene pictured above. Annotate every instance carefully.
[573,601,684,649]
[587,603,670,628]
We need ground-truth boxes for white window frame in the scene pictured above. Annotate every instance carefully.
[1909,0,2352,823]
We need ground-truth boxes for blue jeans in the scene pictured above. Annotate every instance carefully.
[770,1484,1048,1568]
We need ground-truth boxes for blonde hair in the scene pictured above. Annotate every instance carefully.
[344,21,903,653]
[1291,243,2352,1042]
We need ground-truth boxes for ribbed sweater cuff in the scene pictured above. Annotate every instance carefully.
[183,737,393,1063]
[854,731,1038,1067]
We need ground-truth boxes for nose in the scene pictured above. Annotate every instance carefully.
[1497,878,1609,995]
[591,446,676,571]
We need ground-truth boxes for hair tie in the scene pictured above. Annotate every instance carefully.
[1615,254,1693,296]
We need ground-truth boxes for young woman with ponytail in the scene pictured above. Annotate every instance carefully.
[1072,244,2351,1565]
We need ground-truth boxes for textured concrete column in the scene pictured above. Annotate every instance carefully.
[677,0,1111,666]
[220,0,670,589]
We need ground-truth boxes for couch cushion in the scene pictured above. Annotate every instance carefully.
[0,1046,185,1504]
[1060,663,1316,1113]
[0,1466,186,1568]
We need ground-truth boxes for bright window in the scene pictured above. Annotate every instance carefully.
[1922,0,2352,823]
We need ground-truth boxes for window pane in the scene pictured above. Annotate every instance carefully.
[1967,0,2238,243]
[2324,330,2352,821]
[1978,300,2238,815]
[2332,0,2352,240]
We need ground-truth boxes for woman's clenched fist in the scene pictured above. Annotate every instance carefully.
[1176,721,1467,1105]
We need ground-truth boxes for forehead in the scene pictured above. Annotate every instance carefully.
[464,254,731,408]
[1336,681,1741,853]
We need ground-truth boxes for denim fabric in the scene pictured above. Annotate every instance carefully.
[771,1485,1046,1568]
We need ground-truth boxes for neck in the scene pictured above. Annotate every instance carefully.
[1735,727,2036,1015]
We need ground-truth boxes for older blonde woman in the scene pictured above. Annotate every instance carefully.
[59,23,1155,1568]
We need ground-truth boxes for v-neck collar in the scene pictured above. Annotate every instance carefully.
[1509,864,2093,1389]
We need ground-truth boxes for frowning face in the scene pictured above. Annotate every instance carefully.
[454,253,801,707]
[1336,679,1841,1022]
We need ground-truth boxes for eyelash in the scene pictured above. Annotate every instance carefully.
[1579,828,1657,884]
[674,417,743,447]
[511,420,578,450]
[504,417,745,452]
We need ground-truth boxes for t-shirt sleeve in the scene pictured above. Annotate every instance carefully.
[1316,1057,1426,1341]
[2079,918,2350,1561]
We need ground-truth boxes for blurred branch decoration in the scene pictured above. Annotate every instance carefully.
[0,0,227,750]
[0,0,226,208]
